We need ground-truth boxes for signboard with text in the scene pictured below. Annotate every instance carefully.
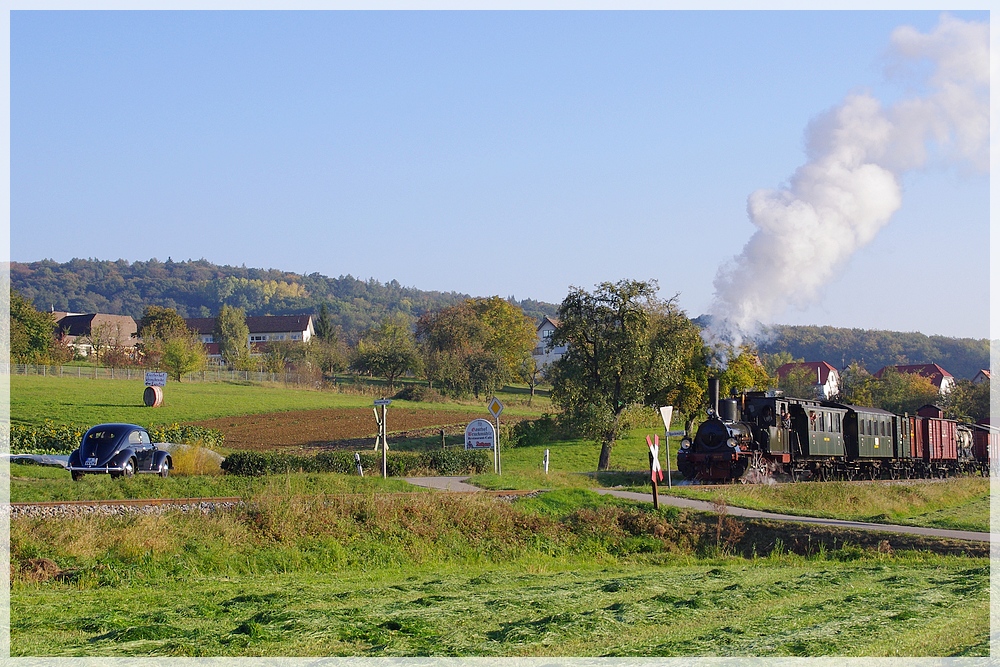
[145,372,168,387]
[464,419,496,450]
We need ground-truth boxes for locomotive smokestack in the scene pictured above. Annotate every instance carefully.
[708,378,720,417]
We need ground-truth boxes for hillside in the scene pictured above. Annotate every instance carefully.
[10,258,559,342]
[12,258,989,378]
[755,324,989,380]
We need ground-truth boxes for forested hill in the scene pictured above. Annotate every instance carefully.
[10,258,559,341]
[755,324,989,381]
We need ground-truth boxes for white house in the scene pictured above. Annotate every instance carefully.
[531,316,567,367]
[185,314,315,358]
[775,361,840,399]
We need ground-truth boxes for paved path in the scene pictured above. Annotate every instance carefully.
[597,489,991,542]
[403,476,990,543]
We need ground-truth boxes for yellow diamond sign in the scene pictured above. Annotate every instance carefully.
[487,396,505,419]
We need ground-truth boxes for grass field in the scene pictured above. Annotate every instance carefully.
[10,490,989,657]
[9,374,548,428]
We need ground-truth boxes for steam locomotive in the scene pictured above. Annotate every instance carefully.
[675,378,997,483]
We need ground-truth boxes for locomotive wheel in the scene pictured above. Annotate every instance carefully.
[845,468,856,482]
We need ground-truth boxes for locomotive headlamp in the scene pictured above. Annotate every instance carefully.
[680,438,691,450]
[727,438,737,449]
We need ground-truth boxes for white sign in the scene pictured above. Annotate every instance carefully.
[145,372,167,387]
[374,399,392,406]
[465,419,496,450]
[487,396,505,419]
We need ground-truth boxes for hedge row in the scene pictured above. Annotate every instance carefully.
[221,449,492,477]
[501,413,580,448]
[10,421,224,455]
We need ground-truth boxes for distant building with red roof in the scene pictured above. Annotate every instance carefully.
[874,363,955,394]
[972,369,990,385]
[775,361,840,399]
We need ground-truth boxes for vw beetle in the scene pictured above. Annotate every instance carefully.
[67,423,172,481]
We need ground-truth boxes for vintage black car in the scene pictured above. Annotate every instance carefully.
[67,424,172,481]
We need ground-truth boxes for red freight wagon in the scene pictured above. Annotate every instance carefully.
[916,405,958,467]
[972,420,1000,474]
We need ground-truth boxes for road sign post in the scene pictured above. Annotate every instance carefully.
[374,399,391,478]
[487,397,504,476]
[658,406,685,489]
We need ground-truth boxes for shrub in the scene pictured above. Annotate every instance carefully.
[392,385,446,403]
[503,413,579,448]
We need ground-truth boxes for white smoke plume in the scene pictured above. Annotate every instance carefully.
[706,15,988,351]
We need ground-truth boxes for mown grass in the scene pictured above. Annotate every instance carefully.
[10,489,989,656]
[10,375,546,429]
[655,477,990,533]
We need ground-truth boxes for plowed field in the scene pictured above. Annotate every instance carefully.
[192,407,483,452]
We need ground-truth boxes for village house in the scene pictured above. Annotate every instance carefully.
[184,314,315,358]
[52,312,138,358]
[531,316,567,367]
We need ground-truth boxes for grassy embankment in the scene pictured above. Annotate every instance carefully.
[11,488,989,657]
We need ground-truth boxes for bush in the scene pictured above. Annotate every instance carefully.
[10,421,224,455]
[392,385,446,403]
[502,413,579,448]
[221,448,491,477]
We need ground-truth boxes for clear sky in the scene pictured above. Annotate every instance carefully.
[9,10,991,339]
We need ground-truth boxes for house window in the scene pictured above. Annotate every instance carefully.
[272,334,285,341]
[291,334,301,340]
[542,329,553,339]
[250,335,267,342]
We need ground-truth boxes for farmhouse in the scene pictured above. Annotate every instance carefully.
[532,316,567,367]
[775,360,840,399]
[185,314,315,358]
[874,363,956,394]
[52,312,138,357]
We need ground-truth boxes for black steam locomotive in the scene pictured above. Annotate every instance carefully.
[675,378,996,483]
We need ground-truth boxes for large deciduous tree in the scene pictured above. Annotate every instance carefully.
[416,297,536,398]
[10,289,57,363]
[548,279,704,471]
[137,305,207,380]
[351,313,421,391]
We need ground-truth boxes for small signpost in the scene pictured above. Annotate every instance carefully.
[487,396,504,475]
[658,406,685,489]
[143,372,167,407]
[543,449,549,474]
[374,398,391,478]
[465,419,497,473]
[646,435,663,509]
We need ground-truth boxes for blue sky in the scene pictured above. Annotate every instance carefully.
[9,10,991,338]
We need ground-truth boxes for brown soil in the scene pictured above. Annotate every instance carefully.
[191,407,493,452]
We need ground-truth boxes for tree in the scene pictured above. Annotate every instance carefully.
[518,356,545,405]
[314,303,335,343]
[870,367,940,415]
[351,313,421,391]
[10,289,56,362]
[777,365,819,398]
[837,362,876,407]
[415,296,536,396]
[213,305,253,370]
[548,280,704,471]
[943,378,990,423]
[716,348,771,397]
[137,305,190,341]
[161,335,207,381]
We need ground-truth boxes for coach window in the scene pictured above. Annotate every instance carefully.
[835,414,841,432]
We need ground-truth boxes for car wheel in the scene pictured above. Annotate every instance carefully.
[123,458,136,478]
[158,458,170,478]
[71,471,84,482]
